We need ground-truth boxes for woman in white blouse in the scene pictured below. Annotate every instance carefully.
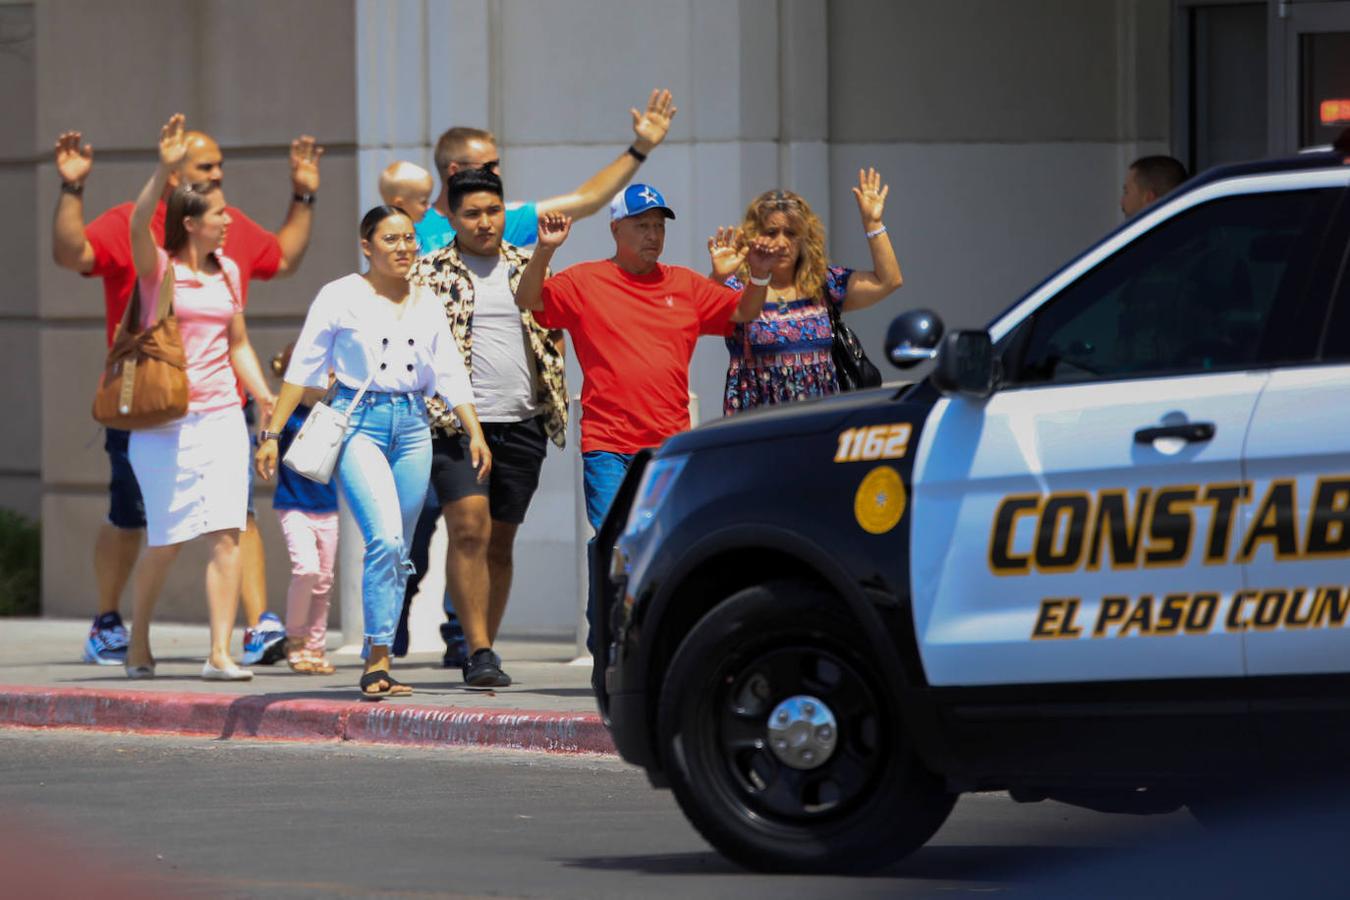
[255,206,490,698]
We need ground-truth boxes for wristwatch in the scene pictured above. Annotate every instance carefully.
[259,430,282,443]
[292,192,316,206]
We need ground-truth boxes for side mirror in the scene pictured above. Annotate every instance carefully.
[884,308,944,369]
[931,331,996,399]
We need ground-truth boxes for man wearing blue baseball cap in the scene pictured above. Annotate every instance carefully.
[514,186,779,645]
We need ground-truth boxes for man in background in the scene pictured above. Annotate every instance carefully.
[1120,155,1188,217]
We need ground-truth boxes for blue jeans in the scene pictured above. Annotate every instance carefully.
[582,451,636,651]
[583,451,636,532]
[331,387,432,654]
[394,484,466,658]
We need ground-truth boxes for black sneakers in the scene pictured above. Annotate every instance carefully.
[462,648,511,688]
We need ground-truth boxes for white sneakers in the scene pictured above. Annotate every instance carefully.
[201,660,254,681]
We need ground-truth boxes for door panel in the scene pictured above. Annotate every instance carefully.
[912,375,1262,686]
[1241,369,1350,678]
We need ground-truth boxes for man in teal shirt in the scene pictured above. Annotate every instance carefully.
[417,88,677,251]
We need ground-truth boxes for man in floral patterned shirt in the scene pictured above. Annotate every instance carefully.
[406,170,568,687]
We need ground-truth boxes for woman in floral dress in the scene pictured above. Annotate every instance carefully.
[710,168,904,415]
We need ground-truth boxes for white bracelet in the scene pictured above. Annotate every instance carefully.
[748,272,771,287]
[865,225,888,239]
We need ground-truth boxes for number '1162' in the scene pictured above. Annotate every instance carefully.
[834,424,912,463]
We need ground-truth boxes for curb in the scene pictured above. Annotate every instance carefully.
[0,685,616,755]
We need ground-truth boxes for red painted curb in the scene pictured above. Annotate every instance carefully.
[0,685,615,755]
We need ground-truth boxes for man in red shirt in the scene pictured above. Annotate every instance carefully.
[51,127,323,666]
[515,185,776,646]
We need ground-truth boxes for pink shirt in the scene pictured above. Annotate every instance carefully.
[137,248,243,413]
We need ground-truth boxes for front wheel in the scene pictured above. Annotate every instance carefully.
[657,580,954,873]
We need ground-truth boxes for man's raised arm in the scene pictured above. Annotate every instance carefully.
[272,135,324,276]
[51,131,96,273]
[534,90,676,220]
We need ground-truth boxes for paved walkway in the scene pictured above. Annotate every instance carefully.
[0,619,614,754]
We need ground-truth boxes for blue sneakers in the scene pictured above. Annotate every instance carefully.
[83,612,129,665]
[241,611,287,666]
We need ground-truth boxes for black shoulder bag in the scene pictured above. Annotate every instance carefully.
[825,297,882,391]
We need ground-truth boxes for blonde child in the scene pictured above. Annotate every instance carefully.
[378,161,434,225]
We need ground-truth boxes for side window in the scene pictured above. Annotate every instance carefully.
[1316,214,1350,361]
[1003,189,1340,387]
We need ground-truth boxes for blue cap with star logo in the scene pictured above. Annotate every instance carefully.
[609,183,676,222]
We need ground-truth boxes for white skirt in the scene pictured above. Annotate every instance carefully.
[128,406,249,547]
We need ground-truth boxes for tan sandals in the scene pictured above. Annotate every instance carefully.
[287,643,336,675]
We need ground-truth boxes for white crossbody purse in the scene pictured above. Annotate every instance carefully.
[282,354,383,485]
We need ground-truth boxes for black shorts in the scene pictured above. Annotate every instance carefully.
[430,416,548,526]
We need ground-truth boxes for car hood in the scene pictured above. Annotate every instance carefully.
[662,382,914,456]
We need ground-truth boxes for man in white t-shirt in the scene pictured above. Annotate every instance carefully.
[407,170,568,687]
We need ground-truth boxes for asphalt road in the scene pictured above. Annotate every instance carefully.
[1,728,1341,899]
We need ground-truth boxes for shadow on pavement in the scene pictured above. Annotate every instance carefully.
[561,851,739,876]
[565,843,1115,882]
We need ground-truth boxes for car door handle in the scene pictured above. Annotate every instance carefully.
[1133,422,1216,444]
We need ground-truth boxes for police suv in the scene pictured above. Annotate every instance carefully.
[592,146,1350,873]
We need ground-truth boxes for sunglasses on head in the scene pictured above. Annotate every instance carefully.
[761,190,803,210]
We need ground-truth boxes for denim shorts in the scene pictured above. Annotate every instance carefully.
[104,428,147,530]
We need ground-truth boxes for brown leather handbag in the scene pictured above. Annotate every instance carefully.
[91,265,189,430]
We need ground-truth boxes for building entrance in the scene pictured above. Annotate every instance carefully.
[1272,0,1350,151]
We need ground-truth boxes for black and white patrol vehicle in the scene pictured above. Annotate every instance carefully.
[591,142,1350,873]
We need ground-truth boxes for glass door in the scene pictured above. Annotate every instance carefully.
[1271,1,1350,153]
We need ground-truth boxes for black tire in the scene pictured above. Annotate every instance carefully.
[657,580,955,873]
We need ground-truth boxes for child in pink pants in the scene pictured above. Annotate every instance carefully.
[271,348,339,674]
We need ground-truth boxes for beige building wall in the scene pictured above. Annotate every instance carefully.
[0,2,41,520]
[826,0,1173,358]
[9,0,1174,633]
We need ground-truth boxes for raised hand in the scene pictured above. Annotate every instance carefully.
[707,226,746,282]
[851,167,889,228]
[290,135,324,193]
[158,114,189,170]
[631,88,677,153]
[54,131,94,185]
[744,235,781,279]
[537,212,573,250]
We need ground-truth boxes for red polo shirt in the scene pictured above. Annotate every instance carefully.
[85,201,282,346]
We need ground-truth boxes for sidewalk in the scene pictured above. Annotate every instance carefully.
[0,619,615,755]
